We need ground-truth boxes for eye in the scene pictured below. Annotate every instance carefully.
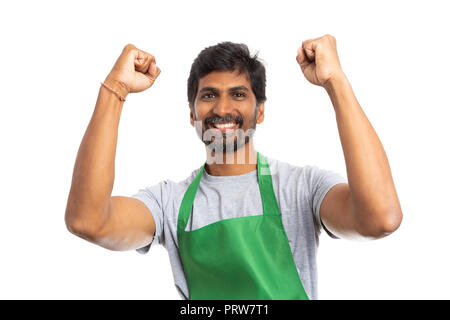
[202,93,215,99]
[234,92,246,98]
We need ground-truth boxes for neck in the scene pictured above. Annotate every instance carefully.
[204,140,258,176]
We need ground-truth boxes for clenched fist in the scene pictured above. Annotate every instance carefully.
[104,44,161,98]
[296,34,345,87]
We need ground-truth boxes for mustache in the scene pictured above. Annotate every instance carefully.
[204,114,244,128]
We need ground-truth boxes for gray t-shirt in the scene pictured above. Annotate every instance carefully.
[132,156,347,300]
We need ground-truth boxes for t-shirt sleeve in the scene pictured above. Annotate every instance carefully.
[131,180,172,254]
[305,165,348,239]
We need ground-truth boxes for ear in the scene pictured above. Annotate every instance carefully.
[189,104,195,126]
[256,102,265,124]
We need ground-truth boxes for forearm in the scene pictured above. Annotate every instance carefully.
[324,74,402,232]
[65,82,126,233]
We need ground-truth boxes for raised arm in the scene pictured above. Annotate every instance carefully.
[296,35,402,240]
[65,44,161,250]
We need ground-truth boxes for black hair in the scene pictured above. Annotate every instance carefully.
[187,41,266,108]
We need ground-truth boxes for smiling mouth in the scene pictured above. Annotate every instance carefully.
[208,121,239,133]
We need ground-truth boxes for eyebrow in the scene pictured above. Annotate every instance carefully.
[198,86,250,94]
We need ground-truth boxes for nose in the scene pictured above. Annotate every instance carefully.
[213,96,234,117]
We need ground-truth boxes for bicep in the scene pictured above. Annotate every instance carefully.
[94,196,156,251]
[319,183,363,240]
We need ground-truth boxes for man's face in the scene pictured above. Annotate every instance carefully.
[190,69,265,153]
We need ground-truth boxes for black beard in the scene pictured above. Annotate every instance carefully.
[205,131,253,153]
[204,115,257,153]
[194,106,259,153]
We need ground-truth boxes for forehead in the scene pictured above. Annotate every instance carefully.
[198,69,251,91]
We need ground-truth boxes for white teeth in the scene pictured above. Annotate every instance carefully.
[214,122,236,129]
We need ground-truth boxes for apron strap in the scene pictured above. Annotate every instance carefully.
[177,163,205,235]
[257,152,281,215]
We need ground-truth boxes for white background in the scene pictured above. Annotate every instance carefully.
[1,0,449,299]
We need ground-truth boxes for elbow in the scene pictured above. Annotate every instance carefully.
[380,200,403,234]
[382,209,403,234]
[65,208,98,240]
[65,216,82,236]
[65,209,86,237]
[363,208,403,240]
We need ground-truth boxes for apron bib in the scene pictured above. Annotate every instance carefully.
[177,152,309,300]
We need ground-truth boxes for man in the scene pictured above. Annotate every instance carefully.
[65,35,402,300]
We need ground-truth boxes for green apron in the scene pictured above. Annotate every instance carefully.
[177,152,309,300]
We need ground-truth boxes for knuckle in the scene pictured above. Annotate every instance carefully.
[123,43,136,51]
[324,34,335,41]
[141,50,155,62]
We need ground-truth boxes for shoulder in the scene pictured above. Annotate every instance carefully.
[158,166,204,204]
[265,155,309,182]
[134,166,203,206]
[263,156,312,203]
[264,155,346,194]
[171,166,202,192]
